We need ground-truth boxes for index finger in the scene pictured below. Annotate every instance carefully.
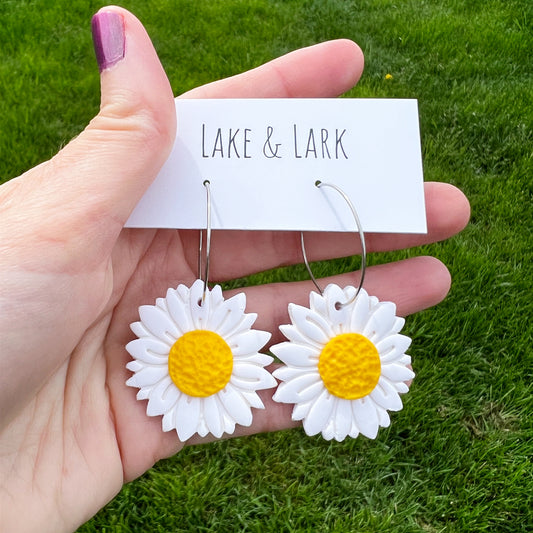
[181,39,364,99]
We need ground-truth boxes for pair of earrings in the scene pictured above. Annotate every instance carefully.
[125,181,414,442]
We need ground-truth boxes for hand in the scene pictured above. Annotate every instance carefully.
[0,6,469,533]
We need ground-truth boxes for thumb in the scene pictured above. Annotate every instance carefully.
[4,6,175,250]
[66,6,176,223]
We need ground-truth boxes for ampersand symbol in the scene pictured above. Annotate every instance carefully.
[263,126,282,158]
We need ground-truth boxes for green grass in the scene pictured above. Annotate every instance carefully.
[1,0,532,531]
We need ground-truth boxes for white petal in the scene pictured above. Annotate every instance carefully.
[177,283,191,300]
[202,395,224,438]
[288,304,332,344]
[332,398,353,441]
[270,342,318,367]
[146,377,179,416]
[155,297,168,311]
[231,361,274,382]
[138,305,180,343]
[323,283,352,308]
[126,338,170,364]
[221,312,257,338]
[130,321,151,338]
[348,425,360,439]
[309,290,327,316]
[323,284,354,334]
[259,371,278,390]
[218,385,253,427]
[272,373,322,404]
[166,287,192,333]
[162,405,178,432]
[175,395,201,441]
[370,381,404,412]
[381,363,415,383]
[231,363,277,390]
[271,382,294,404]
[234,353,273,366]
[303,390,336,436]
[376,406,391,427]
[363,302,397,343]
[126,360,144,373]
[210,284,225,306]
[352,398,379,439]
[291,400,313,421]
[391,316,405,335]
[197,419,209,438]
[294,380,325,403]
[322,422,335,441]
[189,281,211,329]
[273,366,313,382]
[229,330,271,356]
[208,292,247,335]
[375,334,412,363]
[222,411,236,436]
[136,387,152,400]
[279,324,321,349]
[126,365,168,388]
[349,289,370,332]
[393,381,410,394]
[240,390,265,410]
[374,379,404,411]
[399,354,412,366]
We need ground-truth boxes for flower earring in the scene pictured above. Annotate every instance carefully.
[125,180,276,441]
[272,181,414,442]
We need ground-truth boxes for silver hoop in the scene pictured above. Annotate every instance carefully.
[197,179,212,304]
[301,180,367,309]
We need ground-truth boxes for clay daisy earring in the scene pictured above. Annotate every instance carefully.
[272,181,414,442]
[126,180,276,441]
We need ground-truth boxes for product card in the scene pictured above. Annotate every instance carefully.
[126,98,426,233]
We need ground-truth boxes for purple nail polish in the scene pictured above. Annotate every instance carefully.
[91,11,125,72]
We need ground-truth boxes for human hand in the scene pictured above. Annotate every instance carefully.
[0,6,469,533]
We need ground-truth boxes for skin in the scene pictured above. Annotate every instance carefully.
[0,6,470,533]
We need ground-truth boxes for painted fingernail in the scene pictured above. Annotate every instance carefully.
[91,11,125,72]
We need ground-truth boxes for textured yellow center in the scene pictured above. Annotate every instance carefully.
[168,330,233,397]
[318,333,381,400]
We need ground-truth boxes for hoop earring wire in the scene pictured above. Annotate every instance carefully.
[301,180,367,308]
[198,179,212,305]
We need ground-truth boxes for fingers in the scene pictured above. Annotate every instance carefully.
[68,6,176,226]
[182,39,364,99]
[182,181,470,280]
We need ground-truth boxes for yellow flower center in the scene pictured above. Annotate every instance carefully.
[318,333,381,400]
[168,330,233,397]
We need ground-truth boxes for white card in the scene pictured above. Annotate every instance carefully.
[126,98,426,233]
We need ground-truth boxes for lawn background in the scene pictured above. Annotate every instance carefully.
[0,0,531,531]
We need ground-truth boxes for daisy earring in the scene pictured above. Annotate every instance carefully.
[125,180,277,441]
[272,181,415,442]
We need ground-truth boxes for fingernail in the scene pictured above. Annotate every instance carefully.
[91,11,125,72]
